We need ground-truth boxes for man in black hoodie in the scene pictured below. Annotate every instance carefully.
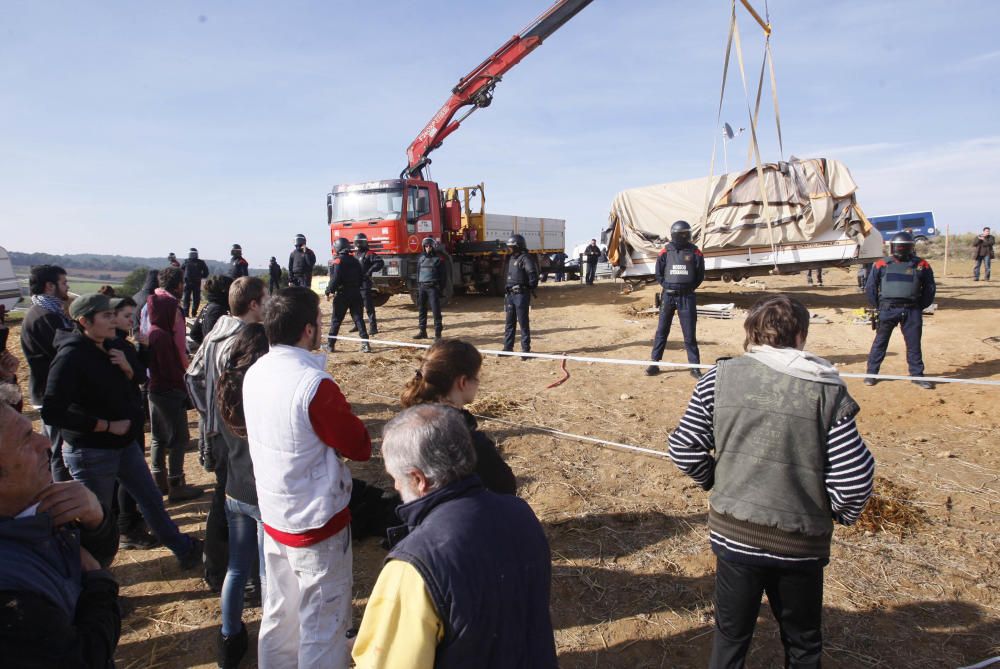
[0,403,121,667]
[41,293,203,571]
[19,264,73,481]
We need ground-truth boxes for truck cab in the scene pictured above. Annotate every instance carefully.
[327,178,447,300]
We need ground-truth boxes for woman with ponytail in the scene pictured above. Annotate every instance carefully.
[214,323,269,669]
[400,338,517,494]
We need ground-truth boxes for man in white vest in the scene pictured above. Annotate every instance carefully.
[243,287,372,668]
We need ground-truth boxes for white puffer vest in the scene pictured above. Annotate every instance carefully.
[243,345,352,533]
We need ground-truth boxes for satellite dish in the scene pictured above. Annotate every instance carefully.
[723,122,735,140]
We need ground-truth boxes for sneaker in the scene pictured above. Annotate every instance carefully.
[414,331,428,340]
[120,527,160,550]
[178,538,204,570]
[244,580,262,608]
[690,369,703,380]
[217,623,249,669]
[360,343,371,353]
[864,378,877,386]
[645,365,660,376]
[348,324,358,332]
[913,380,935,390]
[168,477,203,502]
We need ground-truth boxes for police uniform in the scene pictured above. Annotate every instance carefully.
[229,255,249,279]
[416,250,444,338]
[865,255,935,380]
[357,248,385,333]
[326,251,369,351]
[649,241,704,371]
[181,252,209,317]
[288,246,316,288]
[503,251,539,354]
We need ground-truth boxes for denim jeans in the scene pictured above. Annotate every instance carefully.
[974,255,991,280]
[62,441,193,558]
[44,422,72,483]
[221,497,265,637]
[149,388,190,479]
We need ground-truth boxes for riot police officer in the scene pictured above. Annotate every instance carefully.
[167,252,180,268]
[268,256,282,294]
[503,234,538,357]
[415,237,444,339]
[353,233,385,335]
[288,233,316,288]
[181,247,210,317]
[864,231,936,389]
[229,243,249,278]
[645,220,704,379]
[325,237,370,353]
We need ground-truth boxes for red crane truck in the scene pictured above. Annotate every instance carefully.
[326,0,593,305]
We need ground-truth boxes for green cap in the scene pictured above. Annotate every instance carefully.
[69,293,113,320]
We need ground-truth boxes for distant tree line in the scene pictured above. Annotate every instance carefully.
[9,251,232,275]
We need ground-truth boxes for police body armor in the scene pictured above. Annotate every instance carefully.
[879,258,921,302]
[506,254,531,288]
[664,246,696,287]
[418,254,440,285]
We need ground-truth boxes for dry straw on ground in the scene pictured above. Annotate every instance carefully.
[850,476,928,537]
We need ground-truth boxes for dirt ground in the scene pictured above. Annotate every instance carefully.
[9,267,1000,668]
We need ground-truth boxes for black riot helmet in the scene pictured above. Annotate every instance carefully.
[231,243,243,257]
[422,237,436,255]
[353,233,369,251]
[188,247,199,259]
[333,237,351,255]
[889,230,915,261]
[670,220,692,245]
[506,234,527,253]
[295,233,307,247]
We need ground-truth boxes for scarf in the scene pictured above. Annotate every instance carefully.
[30,295,73,327]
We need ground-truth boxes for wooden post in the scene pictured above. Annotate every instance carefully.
[944,224,950,277]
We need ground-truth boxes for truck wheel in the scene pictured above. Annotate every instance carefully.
[487,256,509,296]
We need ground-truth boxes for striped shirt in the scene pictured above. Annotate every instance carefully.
[668,365,875,567]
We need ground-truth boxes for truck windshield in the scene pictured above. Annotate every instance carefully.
[331,188,404,222]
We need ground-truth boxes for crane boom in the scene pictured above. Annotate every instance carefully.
[403,0,594,178]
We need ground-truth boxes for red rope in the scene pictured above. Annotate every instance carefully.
[546,355,570,389]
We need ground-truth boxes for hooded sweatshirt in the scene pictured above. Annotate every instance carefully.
[131,270,159,332]
[147,291,186,393]
[41,330,146,448]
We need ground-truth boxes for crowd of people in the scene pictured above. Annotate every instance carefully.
[3,222,991,667]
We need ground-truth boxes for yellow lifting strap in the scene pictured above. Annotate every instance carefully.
[701,0,782,270]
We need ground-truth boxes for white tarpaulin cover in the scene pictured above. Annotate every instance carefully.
[607,157,872,267]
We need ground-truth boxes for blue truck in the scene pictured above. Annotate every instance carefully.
[867,211,938,244]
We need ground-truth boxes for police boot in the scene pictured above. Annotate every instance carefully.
[414,330,428,339]
[645,364,661,376]
[434,327,442,340]
[348,324,358,332]
[369,321,378,336]
[325,338,335,353]
[168,476,203,503]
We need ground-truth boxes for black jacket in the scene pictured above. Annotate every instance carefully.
[19,305,71,407]
[269,259,282,282]
[41,330,146,449]
[229,257,249,279]
[289,247,317,278]
[357,250,385,290]
[584,244,602,263]
[189,283,230,345]
[181,258,209,285]
[462,410,517,495]
[0,509,120,669]
[326,253,364,295]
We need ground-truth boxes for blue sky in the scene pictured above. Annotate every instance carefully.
[2,1,998,264]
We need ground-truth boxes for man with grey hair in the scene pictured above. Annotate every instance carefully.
[353,404,557,669]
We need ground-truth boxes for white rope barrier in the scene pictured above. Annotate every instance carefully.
[328,335,1000,388]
